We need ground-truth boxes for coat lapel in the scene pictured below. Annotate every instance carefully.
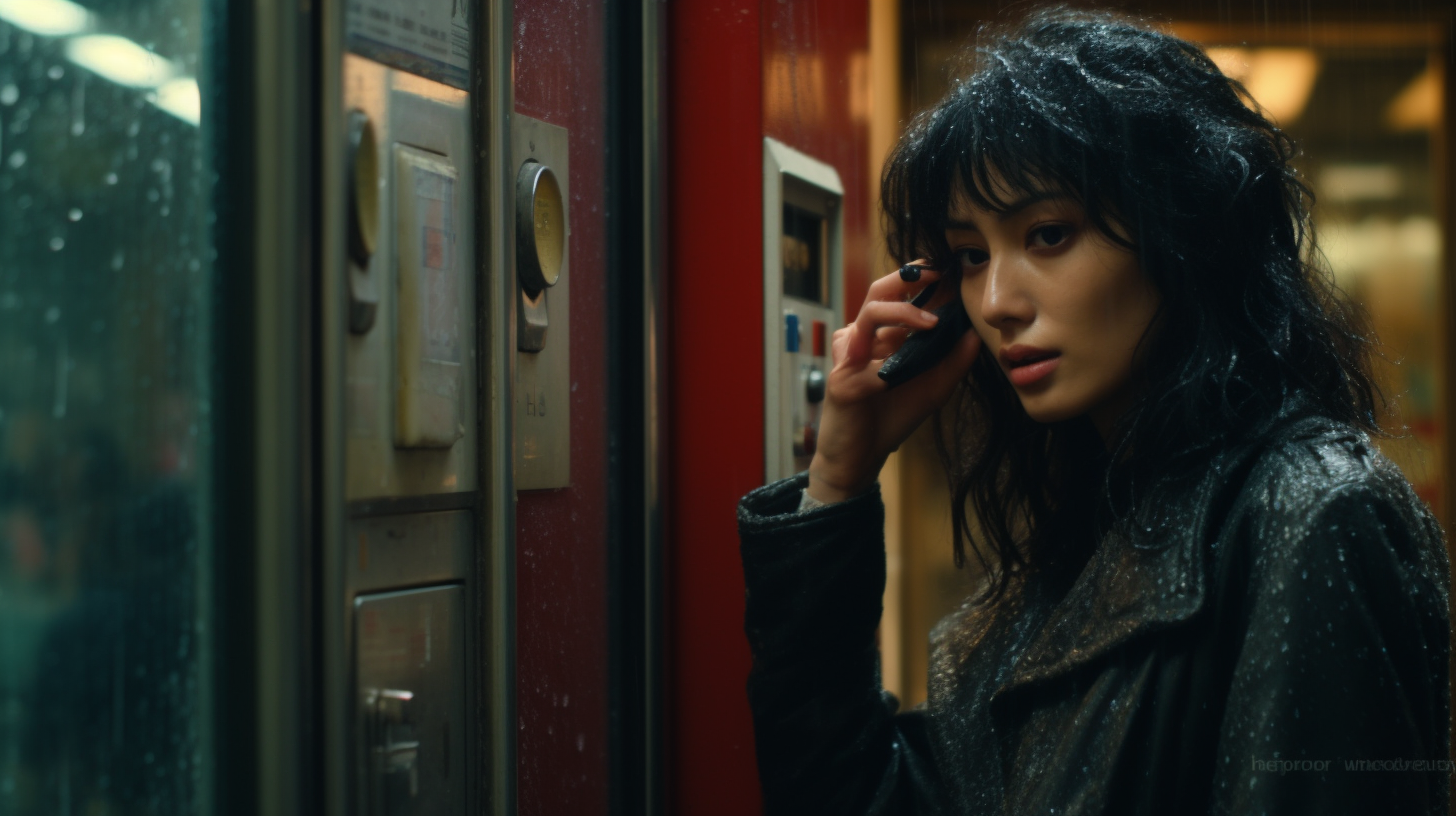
[993,516,1205,696]
[992,417,1309,699]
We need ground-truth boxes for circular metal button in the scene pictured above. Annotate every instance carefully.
[346,109,379,267]
[806,368,826,404]
[515,161,565,295]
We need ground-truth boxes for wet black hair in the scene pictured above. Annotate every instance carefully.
[881,5,1382,603]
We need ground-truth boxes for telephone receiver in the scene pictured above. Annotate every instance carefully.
[877,278,974,389]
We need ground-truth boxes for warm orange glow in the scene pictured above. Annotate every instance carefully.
[764,52,826,128]
[1205,47,1320,126]
[849,51,870,124]
[1387,62,1441,132]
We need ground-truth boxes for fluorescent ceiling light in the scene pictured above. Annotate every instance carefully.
[1205,47,1320,126]
[0,0,91,37]
[149,77,200,126]
[65,34,176,89]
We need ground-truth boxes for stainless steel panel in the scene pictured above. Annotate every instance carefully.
[343,55,477,499]
[355,585,466,816]
[347,510,474,595]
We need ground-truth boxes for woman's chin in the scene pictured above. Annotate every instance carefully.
[1017,396,1085,425]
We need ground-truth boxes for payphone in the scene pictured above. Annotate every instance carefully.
[339,0,478,812]
[763,138,844,482]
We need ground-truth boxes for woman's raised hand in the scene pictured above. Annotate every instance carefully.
[806,261,982,503]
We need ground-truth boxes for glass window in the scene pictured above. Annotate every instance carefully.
[0,0,216,812]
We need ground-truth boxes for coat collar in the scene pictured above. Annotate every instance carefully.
[992,405,1340,699]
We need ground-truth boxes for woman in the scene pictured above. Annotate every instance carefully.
[736,6,1451,815]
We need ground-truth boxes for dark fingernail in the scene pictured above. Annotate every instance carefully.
[898,264,922,283]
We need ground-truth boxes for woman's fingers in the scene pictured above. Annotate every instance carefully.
[846,301,940,363]
[870,326,912,359]
[864,260,940,305]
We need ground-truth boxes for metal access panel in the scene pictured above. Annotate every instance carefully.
[343,54,478,500]
[355,584,466,816]
[511,115,572,490]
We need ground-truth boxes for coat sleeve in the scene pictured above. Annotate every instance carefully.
[1211,479,1452,816]
[738,474,952,816]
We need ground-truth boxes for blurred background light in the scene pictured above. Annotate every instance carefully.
[1206,47,1321,126]
[65,34,176,89]
[1387,63,1440,132]
[1320,163,1403,203]
[0,0,91,37]
[149,77,201,126]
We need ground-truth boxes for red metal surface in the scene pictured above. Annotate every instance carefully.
[512,2,610,813]
[668,2,870,814]
[762,1,873,316]
[666,2,765,813]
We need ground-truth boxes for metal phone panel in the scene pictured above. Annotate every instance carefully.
[343,54,478,500]
[762,138,844,483]
[355,585,467,816]
[511,115,572,490]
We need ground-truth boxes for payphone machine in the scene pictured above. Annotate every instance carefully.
[763,138,844,483]
[340,50,475,815]
[336,0,573,808]
[339,1,482,813]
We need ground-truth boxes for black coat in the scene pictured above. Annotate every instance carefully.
[737,411,1451,815]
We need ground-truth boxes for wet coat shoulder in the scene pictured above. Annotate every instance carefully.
[1203,415,1451,814]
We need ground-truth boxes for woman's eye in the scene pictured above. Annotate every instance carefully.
[956,248,989,268]
[1030,224,1070,249]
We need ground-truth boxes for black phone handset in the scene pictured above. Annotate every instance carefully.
[877,267,973,389]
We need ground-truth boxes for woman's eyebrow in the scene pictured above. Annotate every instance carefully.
[946,191,1069,232]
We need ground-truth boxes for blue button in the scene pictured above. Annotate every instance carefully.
[784,314,800,353]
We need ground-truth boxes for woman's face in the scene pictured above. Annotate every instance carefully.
[947,181,1160,438]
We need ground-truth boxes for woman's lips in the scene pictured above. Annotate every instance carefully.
[1007,354,1061,387]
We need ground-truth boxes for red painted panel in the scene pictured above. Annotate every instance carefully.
[669,2,870,815]
[667,1,766,814]
[512,2,609,814]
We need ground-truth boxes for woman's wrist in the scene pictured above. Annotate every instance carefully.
[806,456,879,505]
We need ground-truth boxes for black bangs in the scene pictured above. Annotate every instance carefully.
[882,15,1154,269]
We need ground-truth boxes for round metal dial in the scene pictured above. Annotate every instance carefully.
[346,109,379,267]
[515,161,565,295]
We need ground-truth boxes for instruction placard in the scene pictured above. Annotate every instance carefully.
[346,0,469,89]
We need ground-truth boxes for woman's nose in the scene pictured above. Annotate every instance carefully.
[979,257,1034,328]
